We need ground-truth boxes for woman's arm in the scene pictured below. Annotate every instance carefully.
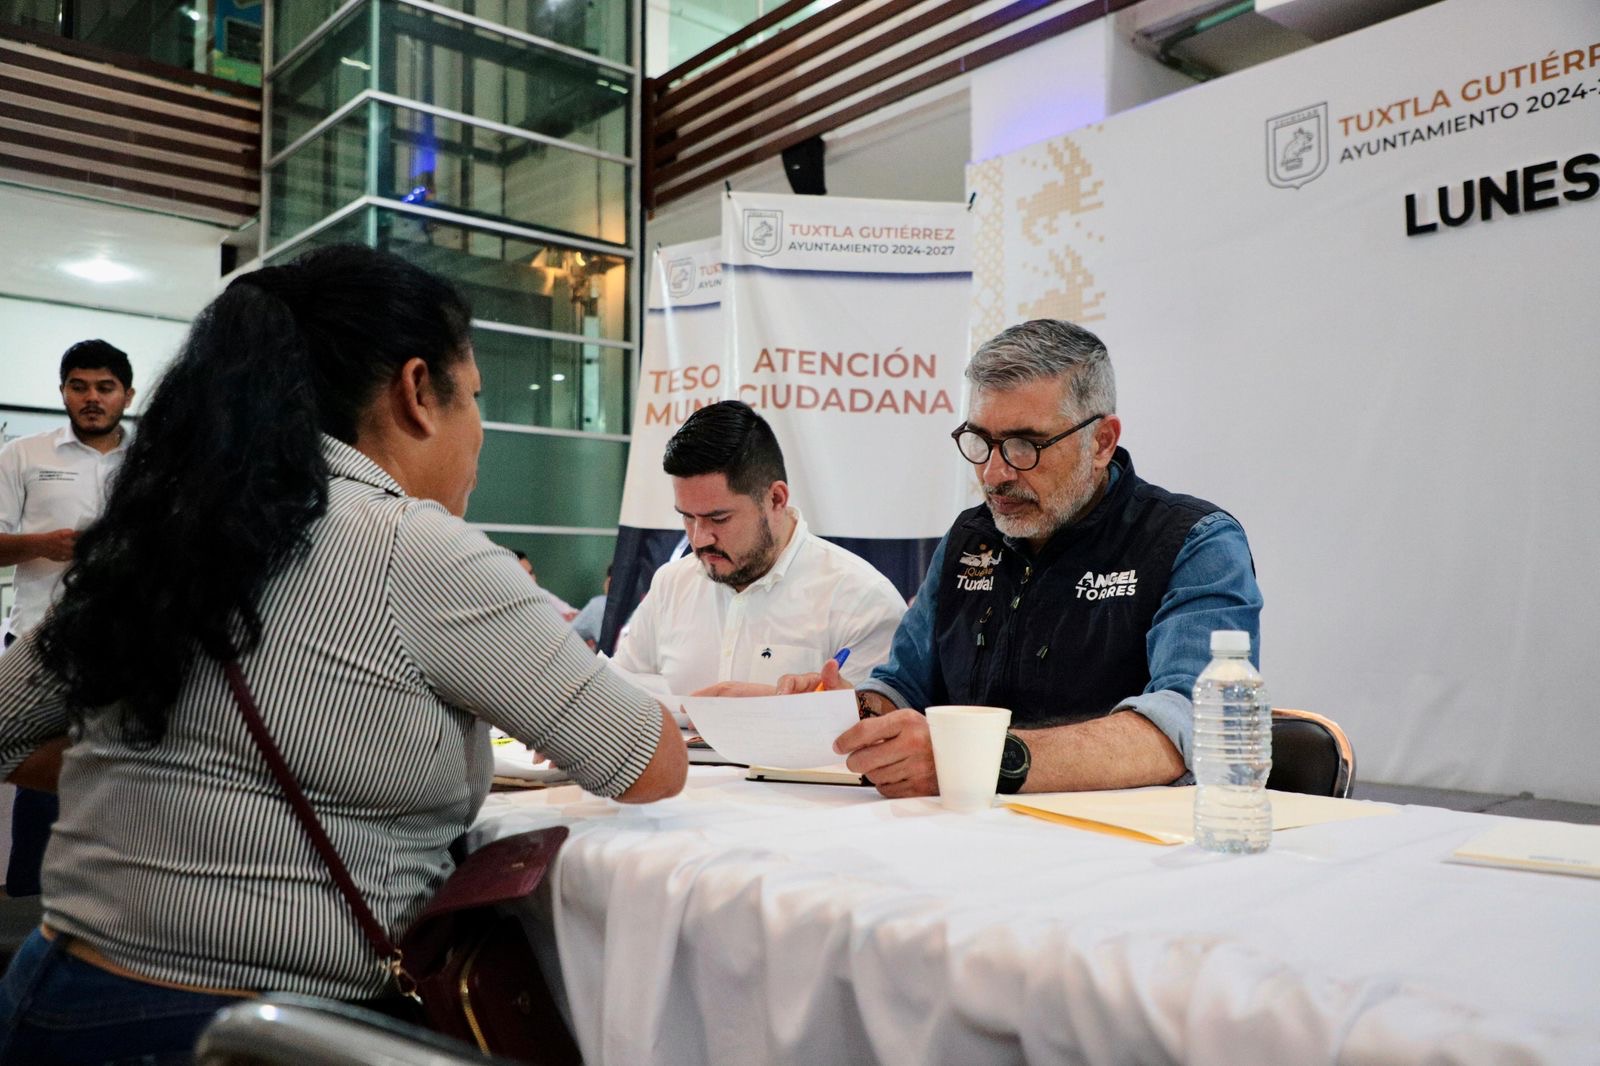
[6,735,69,792]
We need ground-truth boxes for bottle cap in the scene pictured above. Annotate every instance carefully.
[1210,630,1251,655]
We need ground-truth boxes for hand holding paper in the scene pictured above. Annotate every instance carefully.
[678,690,859,769]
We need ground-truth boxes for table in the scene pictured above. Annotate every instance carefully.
[469,769,1600,1065]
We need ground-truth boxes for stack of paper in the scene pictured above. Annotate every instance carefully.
[1449,820,1600,879]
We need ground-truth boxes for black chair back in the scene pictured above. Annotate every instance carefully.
[1267,708,1355,798]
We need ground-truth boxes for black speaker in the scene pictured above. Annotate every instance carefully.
[782,135,827,196]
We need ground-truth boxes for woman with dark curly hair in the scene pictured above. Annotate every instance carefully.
[0,244,684,1064]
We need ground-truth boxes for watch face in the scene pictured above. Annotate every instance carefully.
[1000,734,1028,776]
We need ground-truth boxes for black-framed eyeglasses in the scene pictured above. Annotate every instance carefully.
[950,414,1105,471]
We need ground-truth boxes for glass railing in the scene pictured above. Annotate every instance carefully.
[383,0,630,157]
[384,101,629,245]
[270,3,630,162]
[374,206,629,341]
[276,0,632,70]
[269,10,369,156]
[261,0,637,439]
[404,0,629,67]
[267,204,631,368]
[475,328,627,434]
[266,106,369,247]
[270,98,629,249]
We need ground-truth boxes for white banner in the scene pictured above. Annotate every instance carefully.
[721,191,977,538]
[968,0,1600,801]
[619,239,724,530]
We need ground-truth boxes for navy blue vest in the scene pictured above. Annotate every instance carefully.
[931,449,1223,726]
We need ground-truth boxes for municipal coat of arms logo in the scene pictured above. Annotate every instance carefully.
[742,209,783,256]
[1265,103,1328,189]
[666,257,695,299]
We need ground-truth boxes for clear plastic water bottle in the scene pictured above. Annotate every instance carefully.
[1192,630,1272,853]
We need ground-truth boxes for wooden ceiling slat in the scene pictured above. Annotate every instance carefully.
[0,124,260,191]
[0,74,258,150]
[651,0,1112,207]
[653,0,890,114]
[0,100,255,167]
[652,0,1059,190]
[0,150,258,216]
[651,0,936,141]
[0,22,261,102]
[0,45,260,123]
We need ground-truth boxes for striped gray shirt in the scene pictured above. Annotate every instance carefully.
[0,438,663,999]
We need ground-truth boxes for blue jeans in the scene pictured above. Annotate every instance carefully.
[0,930,244,1065]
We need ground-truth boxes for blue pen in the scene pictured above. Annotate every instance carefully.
[814,648,850,691]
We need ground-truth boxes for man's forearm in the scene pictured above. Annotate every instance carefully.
[1016,711,1186,792]
[0,532,44,567]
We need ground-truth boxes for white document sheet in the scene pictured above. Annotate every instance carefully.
[678,690,858,769]
[1449,820,1600,879]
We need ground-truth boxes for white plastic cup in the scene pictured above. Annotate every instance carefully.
[926,705,1012,812]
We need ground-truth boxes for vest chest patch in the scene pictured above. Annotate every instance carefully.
[955,545,1002,592]
[1075,569,1138,601]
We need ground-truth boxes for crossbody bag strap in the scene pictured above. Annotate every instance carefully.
[222,660,419,998]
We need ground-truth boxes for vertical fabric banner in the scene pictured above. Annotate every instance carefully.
[601,239,722,652]
[720,191,977,591]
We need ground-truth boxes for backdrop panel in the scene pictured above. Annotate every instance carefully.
[602,239,722,652]
[969,0,1600,801]
[721,191,977,540]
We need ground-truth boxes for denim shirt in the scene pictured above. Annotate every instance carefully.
[860,463,1263,777]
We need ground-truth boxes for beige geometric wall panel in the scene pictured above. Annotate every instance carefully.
[968,127,1107,345]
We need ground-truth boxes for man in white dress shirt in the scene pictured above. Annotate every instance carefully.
[0,340,134,895]
[611,401,905,697]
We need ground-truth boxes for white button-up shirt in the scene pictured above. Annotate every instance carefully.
[611,509,907,696]
[0,425,129,636]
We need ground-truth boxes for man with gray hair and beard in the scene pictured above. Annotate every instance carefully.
[784,320,1262,798]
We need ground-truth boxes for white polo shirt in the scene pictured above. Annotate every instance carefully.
[0,424,129,636]
[610,508,907,696]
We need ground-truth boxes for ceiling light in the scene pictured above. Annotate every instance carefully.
[62,257,138,284]
[340,56,371,70]
[528,383,541,391]
[551,373,566,382]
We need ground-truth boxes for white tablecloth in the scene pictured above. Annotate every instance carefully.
[469,769,1600,1065]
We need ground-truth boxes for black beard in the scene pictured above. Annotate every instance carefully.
[70,414,120,438]
[700,514,779,588]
